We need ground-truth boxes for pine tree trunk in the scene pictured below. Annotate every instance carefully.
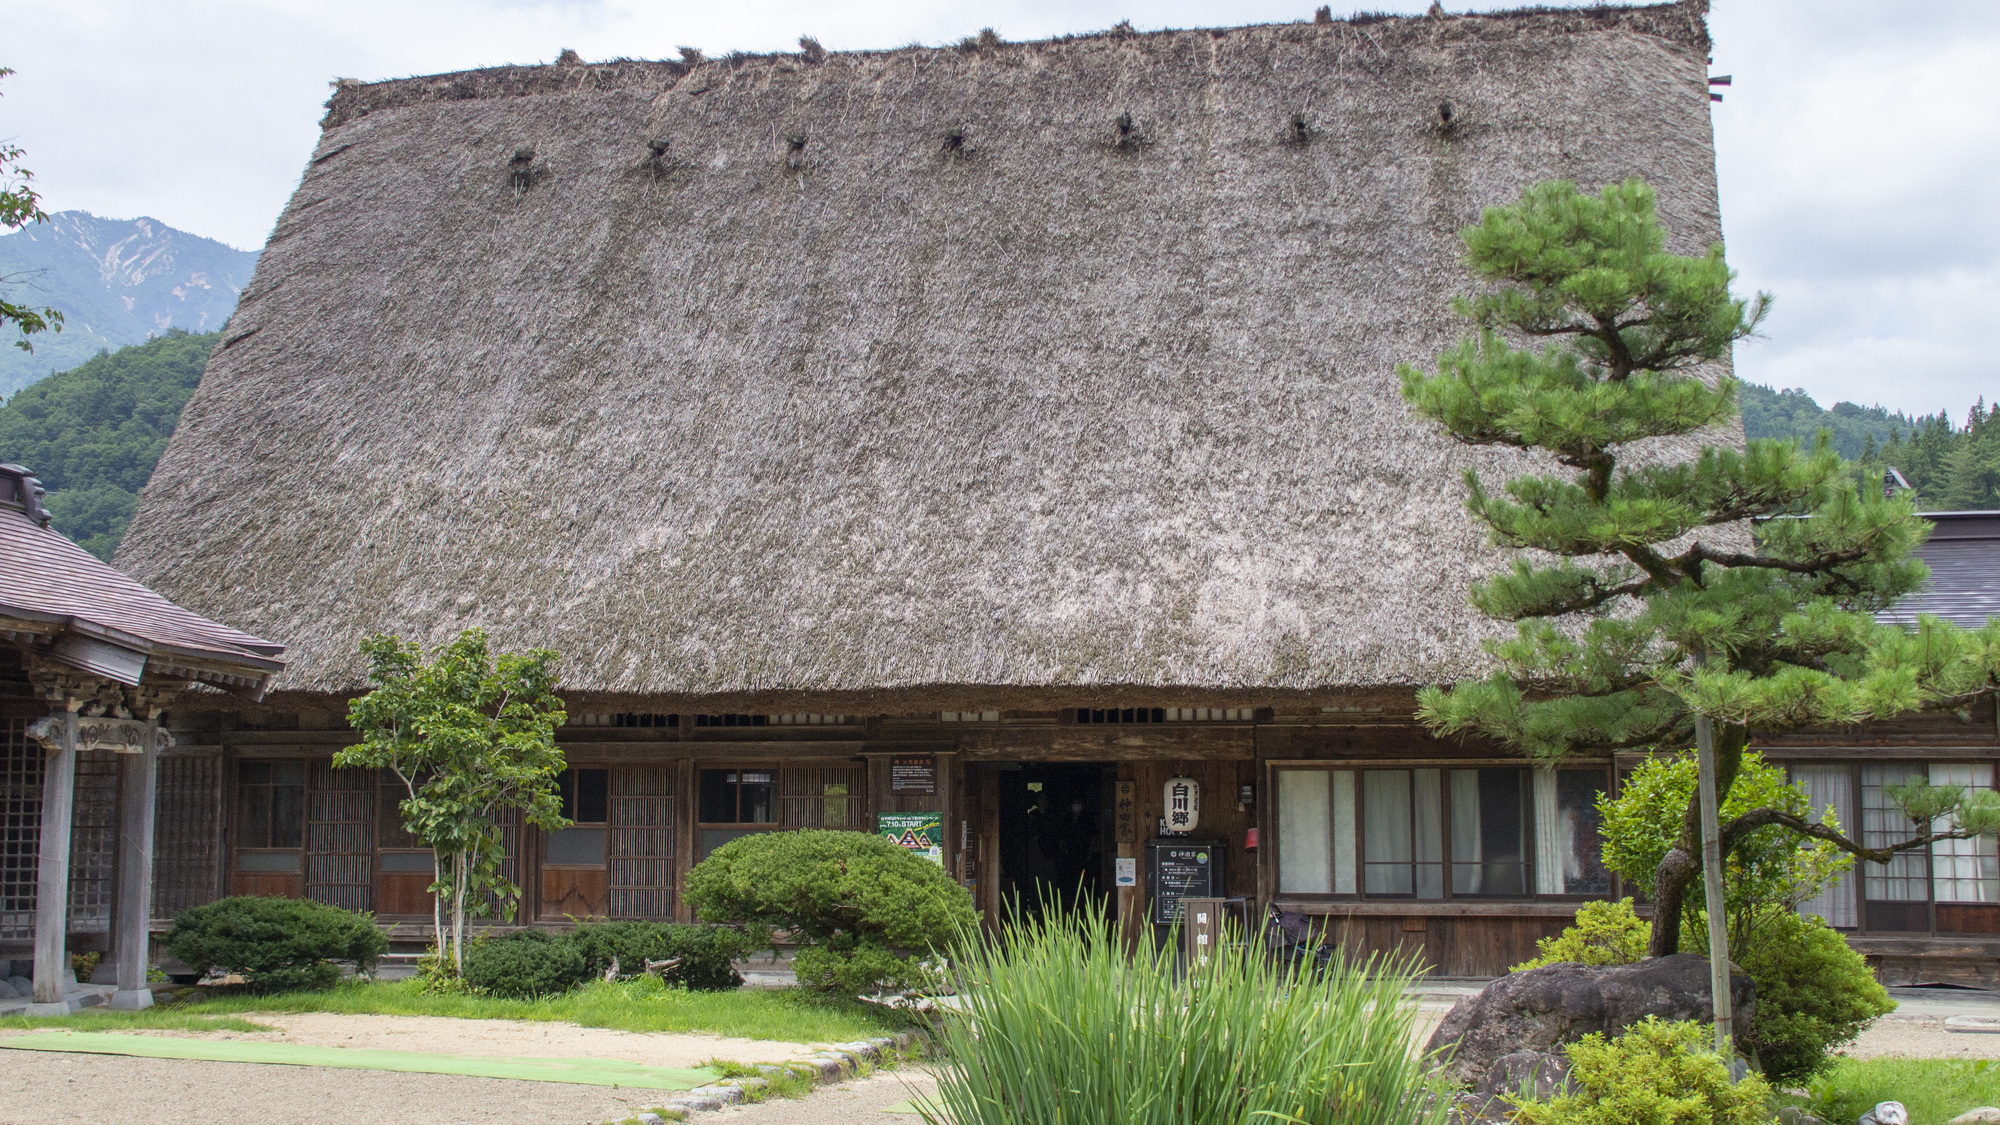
[1645,723,1752,958]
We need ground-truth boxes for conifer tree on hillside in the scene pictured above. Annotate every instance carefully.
[1400,179,2000,958]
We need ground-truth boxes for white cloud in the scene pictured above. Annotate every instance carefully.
[4,0,1997,417]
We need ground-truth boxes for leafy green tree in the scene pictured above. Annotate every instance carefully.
[0,67,61,352]
[338,629,569,973]
[1398,178,2000,958]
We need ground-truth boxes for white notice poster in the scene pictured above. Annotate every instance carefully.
[1114,857,1138,887]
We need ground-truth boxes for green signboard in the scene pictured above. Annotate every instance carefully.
[878,812,944,865]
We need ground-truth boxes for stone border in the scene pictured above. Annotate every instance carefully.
[630,1030,932,1120]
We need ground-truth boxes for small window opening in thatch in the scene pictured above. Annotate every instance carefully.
[509,146,537,192]
[678,45,705,66]
[1287,112,1313,145]
[941,126,967,156]
[1113,112,1143,150]
[695,713,768,727]
[555,48,582,66]
[798,35,826,63]
[644,138,671,169]
[1436,100,1458,135]
[1314,6,1333,24]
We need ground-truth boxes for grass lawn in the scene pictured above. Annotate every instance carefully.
[1796,1057,2000,1125]
[3,975,907,1043]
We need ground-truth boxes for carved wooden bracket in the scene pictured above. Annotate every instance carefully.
[25,715,173,755]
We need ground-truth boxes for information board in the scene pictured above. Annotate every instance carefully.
[891,756,937,794]
[1146,840,1224,925]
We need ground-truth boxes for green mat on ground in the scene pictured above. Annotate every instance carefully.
[881,1098,928,1114]
[0,1031,720,1089]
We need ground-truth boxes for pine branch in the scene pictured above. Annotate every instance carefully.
[1719,806,1973,863]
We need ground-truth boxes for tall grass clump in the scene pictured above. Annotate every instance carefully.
[926,905,1449,1125]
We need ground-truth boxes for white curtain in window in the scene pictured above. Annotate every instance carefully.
[1792,764,1858,928]
[1278,771,1332,894]
[1451,770,1485,894]
[1862,763,1929,902]
[1414,769,1444,899]
[1332,771,1357,894]
[1533,769,1563,895]
[1931,762,1999,904]
[1363,771,1413,895]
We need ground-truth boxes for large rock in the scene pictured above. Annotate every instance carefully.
[1424,953,1755,1085]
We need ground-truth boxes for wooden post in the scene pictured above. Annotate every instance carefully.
[30,708,77,1009]
[109,727,159,1009]
[1695,712,1732,1054]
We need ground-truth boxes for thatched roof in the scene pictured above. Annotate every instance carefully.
[119,3,1727,700]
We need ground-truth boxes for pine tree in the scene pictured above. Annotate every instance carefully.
[1399,179,2000,957]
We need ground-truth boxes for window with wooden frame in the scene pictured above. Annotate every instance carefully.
[1789,760,2000,935]
[1272,764,1611,900]
[697,766,777,860]
[548,768,610,866]
[235,761,306,873]
[781,764,868,829]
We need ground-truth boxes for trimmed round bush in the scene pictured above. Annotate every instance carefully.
[461,930,588,998]
[568,921,751,992]
[165,895,387,993]
[685,829,976,993]
[1737,909,1895,1084]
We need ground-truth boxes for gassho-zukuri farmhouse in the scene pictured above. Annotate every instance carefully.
[5,0,1996,986]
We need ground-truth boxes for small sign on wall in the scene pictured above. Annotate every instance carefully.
[1115,780,1137,843]
[891,756,937,793]
[1114,856,1138,888]
[879,812,944,865]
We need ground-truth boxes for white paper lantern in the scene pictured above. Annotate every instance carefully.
[1164,776,1200,834]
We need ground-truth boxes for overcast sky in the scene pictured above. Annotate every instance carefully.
[4,0,1995,418]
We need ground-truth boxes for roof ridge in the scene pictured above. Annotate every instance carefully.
[320,2,1707,130]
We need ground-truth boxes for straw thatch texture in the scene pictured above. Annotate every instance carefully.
[119,4,1729,697]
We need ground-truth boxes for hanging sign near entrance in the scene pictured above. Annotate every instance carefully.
[878,812,944,865]
[1164,776,1200,835]
[1114,780,1137,843]
[890,756,937,794]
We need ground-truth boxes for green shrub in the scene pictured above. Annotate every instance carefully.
[686,830,975,994]
[461,930,589,998]
[931,903,1447,1125]
[165,896,388,993]
[569,921,752,992]
[1514,899,1652,971]
[1736,909,1895,1085]
[1508,1017,1774,1125]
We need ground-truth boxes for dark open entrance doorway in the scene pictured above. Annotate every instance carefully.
[996,763,1114,921]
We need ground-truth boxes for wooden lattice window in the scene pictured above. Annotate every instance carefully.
[0,718,38,941]
[152,756,221,919]
[782,765,867,829]
[608,767,675,920]
[67,749,117,929]
[304,764,374,913]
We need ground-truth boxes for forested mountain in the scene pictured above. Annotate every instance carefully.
[0,212,255,396]
[1740,382,2000,511]
[0,329,217,560]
